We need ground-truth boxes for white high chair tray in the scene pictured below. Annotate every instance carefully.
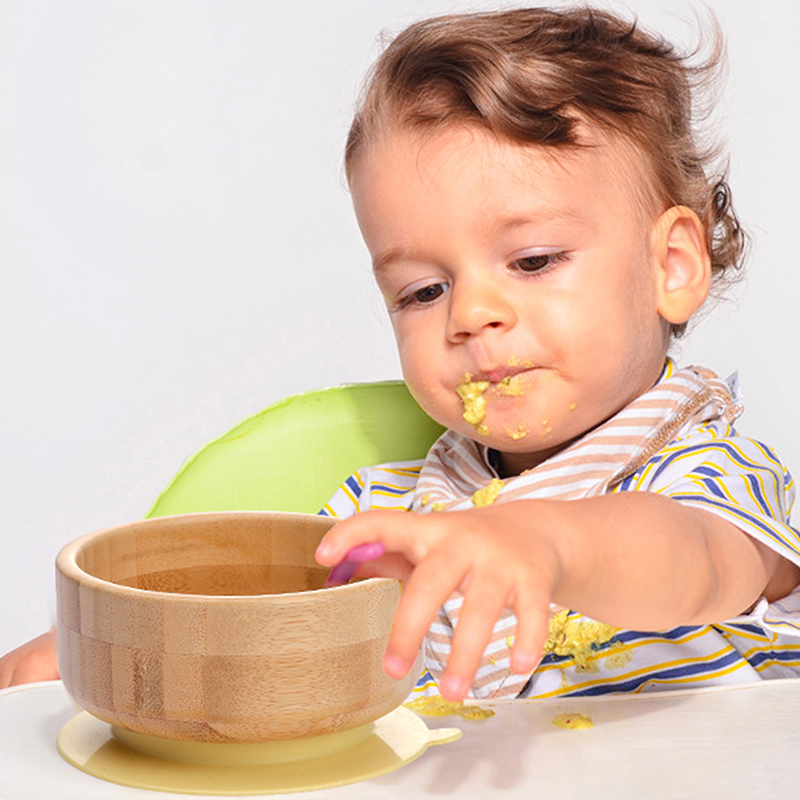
[2,678,799,799]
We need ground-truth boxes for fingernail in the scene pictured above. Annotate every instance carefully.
[512,652,537,674]
[440,674,466,700]
[383,655,409,679]
[315,540,331,559]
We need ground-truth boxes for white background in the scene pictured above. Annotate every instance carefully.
[1,0,798,656]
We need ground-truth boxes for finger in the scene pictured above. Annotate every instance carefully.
[437,570,512,700]
[509,585,551,675]
[315,510,427,566]
[382,544,472,679]
[352,552,415,582]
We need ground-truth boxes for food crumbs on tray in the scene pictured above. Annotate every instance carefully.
[552,713,594,730]
[404,696,496,720]
[472,478,505,507]
[456,376,491,434]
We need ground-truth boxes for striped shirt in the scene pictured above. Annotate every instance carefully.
[321,366,800,698]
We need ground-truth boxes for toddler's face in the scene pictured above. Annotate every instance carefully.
[350,124,671,474]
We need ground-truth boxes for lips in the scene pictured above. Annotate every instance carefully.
[472,364,534,384]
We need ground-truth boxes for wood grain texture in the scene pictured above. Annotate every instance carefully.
[56,511,417,742]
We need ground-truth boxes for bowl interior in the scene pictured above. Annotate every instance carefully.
[71,512,336,596]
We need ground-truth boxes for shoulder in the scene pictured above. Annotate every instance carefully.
[619,422,800,567]
[319,460,424,518]
[621,422,794,497]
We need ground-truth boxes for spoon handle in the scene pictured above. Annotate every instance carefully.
[324,542,386,587]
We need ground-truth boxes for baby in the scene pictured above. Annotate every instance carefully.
[2,7,799,702]
[314,7,800,702]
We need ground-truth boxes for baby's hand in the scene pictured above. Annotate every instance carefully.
[0,629,60,689]
[316,506,559,701]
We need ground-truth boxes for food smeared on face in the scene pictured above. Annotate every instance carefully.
[505,423,529,440]
[456,376,490,434]
[496,374,526,396]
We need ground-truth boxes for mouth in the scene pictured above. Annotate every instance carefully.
[472,363,536,386]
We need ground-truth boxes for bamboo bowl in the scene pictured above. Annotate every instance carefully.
[56,511,417,743]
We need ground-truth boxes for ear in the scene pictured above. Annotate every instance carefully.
[651,205,711,325]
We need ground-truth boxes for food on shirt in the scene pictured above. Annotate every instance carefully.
[404,696,496,720]
[552,712,594,729]
[472,478,504,507]
[544,609,621,669]
[420,494,447,512]
[456,376,490,434]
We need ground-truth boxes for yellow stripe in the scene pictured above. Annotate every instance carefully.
[739,641,800,661]
[630,658,749,692]
[532,640,734,699]
[755,656,800,672]
[534,626,713,680]
[340,483,361,507]
[713,623,772,644]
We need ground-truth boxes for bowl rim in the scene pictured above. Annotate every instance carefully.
[55,509,397,604]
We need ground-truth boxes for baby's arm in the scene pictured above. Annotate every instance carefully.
[0,628,59,689]
[316,493,799,700]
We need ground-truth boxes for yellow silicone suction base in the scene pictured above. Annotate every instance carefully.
[56,707,461,796]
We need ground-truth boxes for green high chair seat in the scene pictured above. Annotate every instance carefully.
[146,381,445,518]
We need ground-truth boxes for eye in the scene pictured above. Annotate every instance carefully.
[395,281,450,309]
[510,252,569,275]
[414,283,447,303]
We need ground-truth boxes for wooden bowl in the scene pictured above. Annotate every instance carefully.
[56,511,417,743]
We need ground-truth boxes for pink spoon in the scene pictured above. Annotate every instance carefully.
[324,542,386,587]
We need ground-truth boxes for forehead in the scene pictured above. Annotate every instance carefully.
[350,124,656,252]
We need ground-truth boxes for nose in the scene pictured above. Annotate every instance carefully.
[445,273,517,342]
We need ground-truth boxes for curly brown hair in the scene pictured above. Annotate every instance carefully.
[345,7,745,334]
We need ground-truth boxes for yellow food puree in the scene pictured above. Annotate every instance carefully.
[544,609,622,670]
[471,478,504,507]
[404,696,496,720]
[552,712,594,730]
[456,378,490,434]
[496,374,526,396]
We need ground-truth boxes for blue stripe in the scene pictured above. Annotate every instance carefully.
[345,475,363,498]
[748,650,800,668]
[565,650,743,696]
[612,626,704,644]
[701,477,726,499]
[649,441,779,487]
[371,482,414,497]
[694,465,723,478]
[415,670,435,687]
[539,626,706,668]
[669,492,797,553]
[745,472,771,516]
[717,622,767,637]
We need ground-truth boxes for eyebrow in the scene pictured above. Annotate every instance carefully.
[372,246,423,276]
[371,207,588,276]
